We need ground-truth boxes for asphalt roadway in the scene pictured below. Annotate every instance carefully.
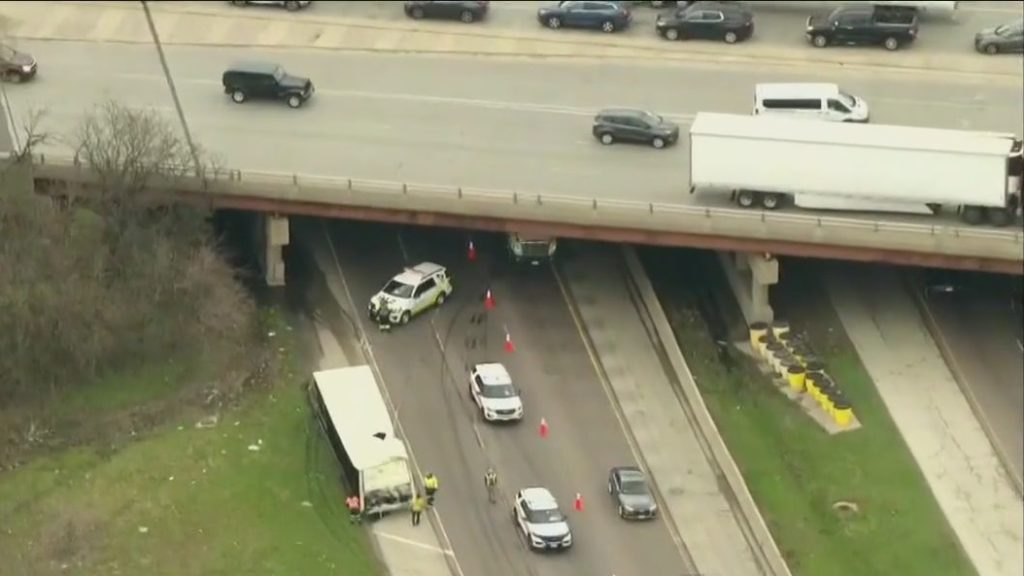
[208,0,1023,56]
[322,221,688,576]
[918,274,1024,488]
[6,41,1022,224]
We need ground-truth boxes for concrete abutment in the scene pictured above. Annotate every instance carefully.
[253,212,289,287]
[719,252,778,325]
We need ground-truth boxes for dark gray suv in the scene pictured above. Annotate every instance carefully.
[592,108,680,149]
[222,61,314,109]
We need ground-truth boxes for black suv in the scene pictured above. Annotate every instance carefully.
[592,108,679,149]
[806,5,918,51]
[656,1,754,44]
[222,62,314,109]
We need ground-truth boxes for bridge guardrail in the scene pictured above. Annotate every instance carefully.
[28,153,1024,263]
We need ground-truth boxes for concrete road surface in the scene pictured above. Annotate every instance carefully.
[186,0,1024,56]
[918,274,1024,489]
[6,41,1021,223]
[322,222,690,576]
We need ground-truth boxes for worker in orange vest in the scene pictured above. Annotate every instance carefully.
[346,494,361,524]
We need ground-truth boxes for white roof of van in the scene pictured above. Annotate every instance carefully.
[754,83,840,98]
[313,366,409,471]
[690,112,1019,157]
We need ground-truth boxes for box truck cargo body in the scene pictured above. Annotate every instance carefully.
[309,366,414,518]
[688,112,1022,226]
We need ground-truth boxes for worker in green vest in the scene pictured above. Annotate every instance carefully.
[410,494,425,526]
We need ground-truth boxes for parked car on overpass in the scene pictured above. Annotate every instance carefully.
[230,0,311,10]
[655,1,754,44]
[405,1,489,23]
[975,17,1024,55]
[537,1,632,33]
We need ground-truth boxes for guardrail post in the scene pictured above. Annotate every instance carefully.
[458,187,463,199]
[536,195,542,206]
[292,173,298,186]
[873,221,879,232]
[513,192,518,204]
[346,178,352,191]
[402,182,407,194]
[591,198,597,210]
[648,203,653,214]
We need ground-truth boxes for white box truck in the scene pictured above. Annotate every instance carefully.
[309,366,415,518]
[688,112,1023,226]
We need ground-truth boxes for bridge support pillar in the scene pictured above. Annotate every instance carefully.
[258,213,289,287]
[718,251,778,325]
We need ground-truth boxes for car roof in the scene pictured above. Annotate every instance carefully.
[226,61,281,75]
[521,487,558,508]
[392,262,445,285]
[597,108,652,119]
[614,466,646,480]
[473,363,512,386]
[755,83,840,98]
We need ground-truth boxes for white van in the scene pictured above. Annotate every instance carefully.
[753,83,870,123]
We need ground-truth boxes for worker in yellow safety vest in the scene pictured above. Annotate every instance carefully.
[410,494,426,526]
[423,473,439,505]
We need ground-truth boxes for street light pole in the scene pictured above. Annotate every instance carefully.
[140,0,201,175]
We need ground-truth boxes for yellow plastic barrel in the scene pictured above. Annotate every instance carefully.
[832,393,853,427]
[820,384,837,416]
[804,359,825,374]
[786,364,806,392]
[806,371,825,403]
[775,353,796,380]
[816,377,835,413]
[771,320,790,339]
[749,322,769,350]
[756,334,775,358]
[777,331,793,352]
[766,343,787,375]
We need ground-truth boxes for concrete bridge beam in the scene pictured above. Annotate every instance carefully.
[719,252,778,325]
[257,213,289,287]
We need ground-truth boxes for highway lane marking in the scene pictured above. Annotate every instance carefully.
[375,531,458,555]
[550,262,694,567]
[319,221,468,576]
[394,229,490,451]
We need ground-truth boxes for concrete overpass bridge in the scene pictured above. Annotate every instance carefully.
[30,153,1024,322]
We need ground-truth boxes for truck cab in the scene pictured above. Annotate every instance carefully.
[508,233,557,265]
[806,5,918,51]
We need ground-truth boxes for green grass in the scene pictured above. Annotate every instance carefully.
[0,311,384,576]
[54,360,191,418]
[641,251,974,576]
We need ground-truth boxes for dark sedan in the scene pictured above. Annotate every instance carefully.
[656,1,753,43]
[608,466,658,520]
[405,1,489,23]
[975,17,1023,55]
[537,1,632,33]
[593,108,679,149]
[0,43,37,82]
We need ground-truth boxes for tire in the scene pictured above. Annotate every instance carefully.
[410,7,424,19]
[984,43,998,55]
[883,37,899,51]
[724,31,738,44]
[601,21,616,33]
[547,16,562,29]
[599,132,614,145]
[284,1,300,10]
[618,505,625,518]
[651,137,666,149]
[736,190,757,208]
[436,292,447,307]
[812,34,828,48]
[987,207,1011,227]
[961,205,985,225]
[231,90,246,103]
[460,10,475,23]
[664,28,680,41]
[607,481,613,494]
[400,311,411,325]
[761,193,781,210]
[287,94,302,108]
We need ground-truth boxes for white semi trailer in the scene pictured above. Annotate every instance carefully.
[688,112,1023,226]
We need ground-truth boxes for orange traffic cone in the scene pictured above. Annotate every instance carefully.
[484,289,495,310]
[467,240,477,262]
[503,331,515,352]
[538,418,548,438]
[573,493,583,511]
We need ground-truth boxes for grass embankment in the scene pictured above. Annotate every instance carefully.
[0,309,383,576]
[640,249,974,576]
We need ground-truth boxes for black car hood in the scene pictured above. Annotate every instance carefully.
[280,74,310,89]
[808,14,830,28]
[6,50,34,67]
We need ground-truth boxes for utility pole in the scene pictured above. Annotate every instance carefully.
[140,0,201,175]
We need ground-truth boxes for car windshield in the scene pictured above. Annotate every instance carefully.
[273,66,286,82]
[639,111,662,125]
[0,45,14,61]
[837,92,857,108]
[481,383,516,399]
[620,478,649,495]
[527,507,565,524]
[382,280,415,298]
[994,21,1022,36]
